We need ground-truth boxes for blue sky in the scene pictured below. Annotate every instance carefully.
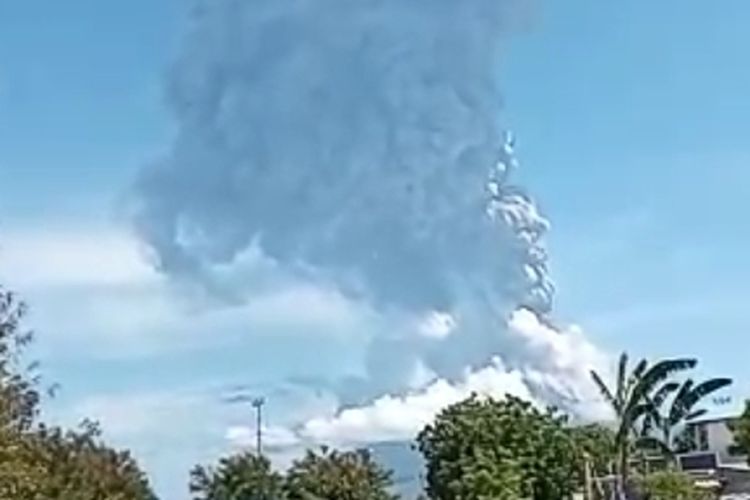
[1,0,749,498]
[503,0,750,368]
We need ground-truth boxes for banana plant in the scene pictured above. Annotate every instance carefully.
[639,376,732,460]
[590,353,697,490]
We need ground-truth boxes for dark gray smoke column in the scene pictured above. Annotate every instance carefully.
[133,0,554,390]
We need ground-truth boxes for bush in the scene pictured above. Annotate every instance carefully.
[636,471,712,500]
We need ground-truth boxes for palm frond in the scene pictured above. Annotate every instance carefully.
[624,401,659,444]
[632,359,649,379]
[670,377,732,425]
[627,359,649,395]
[640,384,677,439]
[616,353,629,409]
[629,401,657,424]
[635,436,672,457]
[685,378,732,409]
[634,358,697,404]
[639,404,659,438]
[591,370,619,415]
[685,408,708,422]
[668,379,695,425]
[651,381,680,409]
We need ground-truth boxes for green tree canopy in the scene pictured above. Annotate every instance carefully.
[636,470,711,500]
[568,423,617,486]
[190,452,285,500]
[191,447,397,500]
[0,421,157,500]
[284,447,397,500]
[416,394,577,500]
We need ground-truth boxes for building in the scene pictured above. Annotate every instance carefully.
[685,415,747,466]
[681,415,750,498]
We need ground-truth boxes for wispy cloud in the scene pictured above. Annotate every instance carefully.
[0,227,374,359]
[0,226,156,289]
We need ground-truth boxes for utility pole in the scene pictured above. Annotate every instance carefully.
[583,452,593,500]
[252,397,265,456]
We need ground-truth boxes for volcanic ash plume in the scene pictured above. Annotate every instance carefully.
[132,0,608,436]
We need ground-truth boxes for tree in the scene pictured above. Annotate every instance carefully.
[416,394,577,500]
[640,376,732,458]
[568,424,617,488]
[731,400,750,463]
[190,452,285,500]
[6,421,158,500]
[445,452,523,500]
[0,286,157,499]
[0,287,44,497]
[0,287,41,431]
[0,425,45,497]
[590,352,697,488]
[636,470,711,500]
[284,447,397,500]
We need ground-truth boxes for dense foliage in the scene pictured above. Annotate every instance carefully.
[192,447,397,500]
[285,447,397,500]
[568,423,617,486]
[0,422,157,500]
[190,452,285,500]
[416,394,577,500]
[636,470,711,500]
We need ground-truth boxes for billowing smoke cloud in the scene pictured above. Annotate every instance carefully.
[226,311,610,450]
[133,0,607,447]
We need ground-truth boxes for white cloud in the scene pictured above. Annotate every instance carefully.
[296,358,534,445]
[226,425,301,450]
[417,311,456,340]
[507,309,613,421]
[65,391,206,440]
[508,309,608,384]
[0,228,373,359]
[0,227,157,289]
